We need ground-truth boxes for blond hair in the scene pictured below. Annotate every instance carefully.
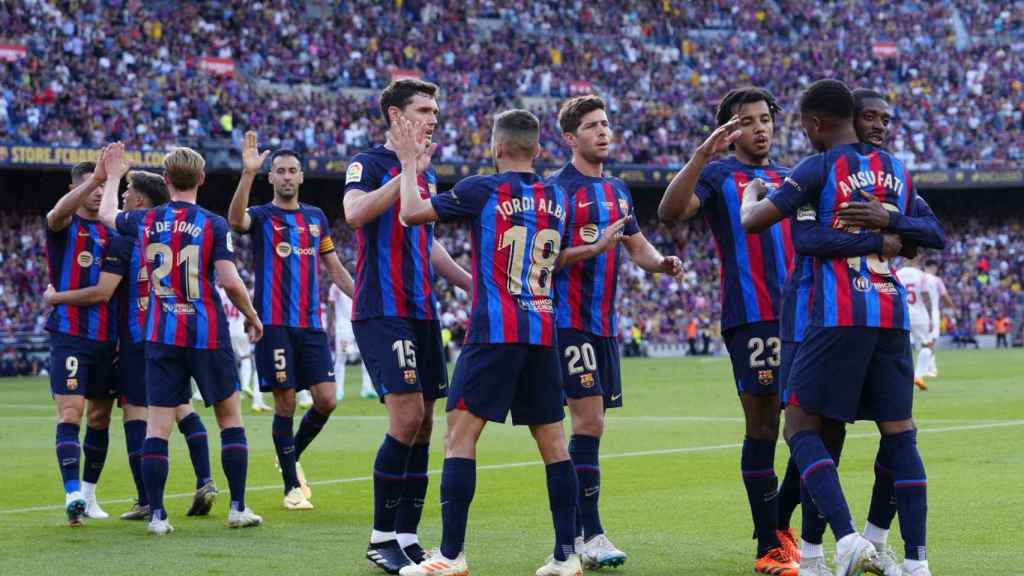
[163,147,205,191]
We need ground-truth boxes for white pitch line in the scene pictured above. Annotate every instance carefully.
[0,419,1020,516]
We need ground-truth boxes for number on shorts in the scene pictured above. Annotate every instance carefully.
[564,343,597,376]
[392,339,417,369]
[748,337,780,368]
[65,356,79,378]
[273,348,286,370]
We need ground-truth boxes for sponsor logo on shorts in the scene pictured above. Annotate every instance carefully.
[66,378,78,391]
[276,370,288,383]
[77,251,94,268]
[403,369,418,384]
[609,392,622,402]
[758,369,775,386]
[580,373,595,388]
[584,486,600,497]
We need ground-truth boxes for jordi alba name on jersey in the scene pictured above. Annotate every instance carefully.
[695,158,794,331]
[551,162,640,337]
[768,143,914,330]
[45,215,123,342]
[344,145,438,321]
[247,203,335,329]
[116,202,234,349]
[431,172,567,346]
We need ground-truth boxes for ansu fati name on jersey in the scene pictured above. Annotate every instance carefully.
[836,169,906,198]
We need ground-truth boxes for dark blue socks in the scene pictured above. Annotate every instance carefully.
[82,426,109,484]
[141,437,169,519]
[777,456,801,531]
[55,423,81,494]
[294,407,330,460]
[177,412,211,488]
[546,460,579,562]
[396,443,430,536]
[867,440,897,531]
[569,434,603,540]
[123,420,147,505]
[741,436,781,555]
[883,430,928,561]
[440,457,475,560]
[788,430,854,542]
[220,427,248,511]
[373,434,411,533]
[272,415,300,493]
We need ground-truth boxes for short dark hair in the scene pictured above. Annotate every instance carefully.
[493,109,540,158]
[715,87,780,127]
[270,148,302,166]
[71,161,96,185]
[127,170,170,207]
[379,78,439,127]
[558,95,606,134]
[799,79,855,119]
[925,258,939,269]
[852,88,887,114]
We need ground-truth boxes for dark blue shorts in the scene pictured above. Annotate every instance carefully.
[117,344,148,407]
[448,343,564,426]
[255,325,333,392]
[723,321,781,396]
[787,326,914,423]
[779,340,798,408]
[352,317,448,402]
[145,342,240,408]
[558,329,622,409]
[48,332,117,400]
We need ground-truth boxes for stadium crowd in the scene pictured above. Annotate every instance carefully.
[2,208,1021,366]
[2,0,1023,169]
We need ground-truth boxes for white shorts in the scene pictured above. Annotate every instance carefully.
[909,317,933,348]
[231,331,253,359]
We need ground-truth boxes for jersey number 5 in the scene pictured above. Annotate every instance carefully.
[500,226,560,297]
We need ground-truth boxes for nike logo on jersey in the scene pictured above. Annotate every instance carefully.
[78,230,92,237]
[610,393,622,402]
[578,201,594,208]
[273,225,287,231]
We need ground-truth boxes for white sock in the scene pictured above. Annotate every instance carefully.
[334,357,346,400]
[801,539,824,559]
[81,481,97,501]
[904,559,929,571]
[361,362,375,394]
[370,530,396,544]
[915,348,930,379]
[396,533,419,549]
[927,350,938,374]
[863,521,889,546]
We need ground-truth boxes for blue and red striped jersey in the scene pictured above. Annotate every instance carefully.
[695,158,794,331]
[344,145,438,321]
[45,215,121,342]
[769,143,915,330]
[431,172,568,346]
[247,203,335,329]
[116,202,234,349]
[112,236,150,350]
[550,163,640,337]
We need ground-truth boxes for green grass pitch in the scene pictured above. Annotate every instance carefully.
[0,348,1021,574]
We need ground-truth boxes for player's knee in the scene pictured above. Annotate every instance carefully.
[316,395,337,414]
[273,391,296,416]
[86,405,112,429]
[573,413,604,437]
[877,419,915,435]
[57,406,83,425]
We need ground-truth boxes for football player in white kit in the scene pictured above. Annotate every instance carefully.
[219,285,272,411]
[327,281,377,400]
[896,261,940,390]
[922,259,952,378]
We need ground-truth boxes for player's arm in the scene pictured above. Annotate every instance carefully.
[44,273,123,306]
[742,155,823,234]
[430,240,472,292]
[48,146,109,231]
[97,142,131,230]
[322,251,355,299]
[228,131,270,233]
[554,216,628,271]
[790,210,901,258]
[658,117,741,223]
[620,231,683,276]
[837,191,945,250]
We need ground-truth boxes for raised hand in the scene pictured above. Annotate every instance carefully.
[390,116,423,166]
[241,130,270,175]
[696,116,742,160]
[104,142,130,181]
[91,145,110,184]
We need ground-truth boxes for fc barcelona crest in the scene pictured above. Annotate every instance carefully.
[309,224,321,238]
[618,198,630,215]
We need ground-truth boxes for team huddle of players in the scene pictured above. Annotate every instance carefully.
[41,76,941,576]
